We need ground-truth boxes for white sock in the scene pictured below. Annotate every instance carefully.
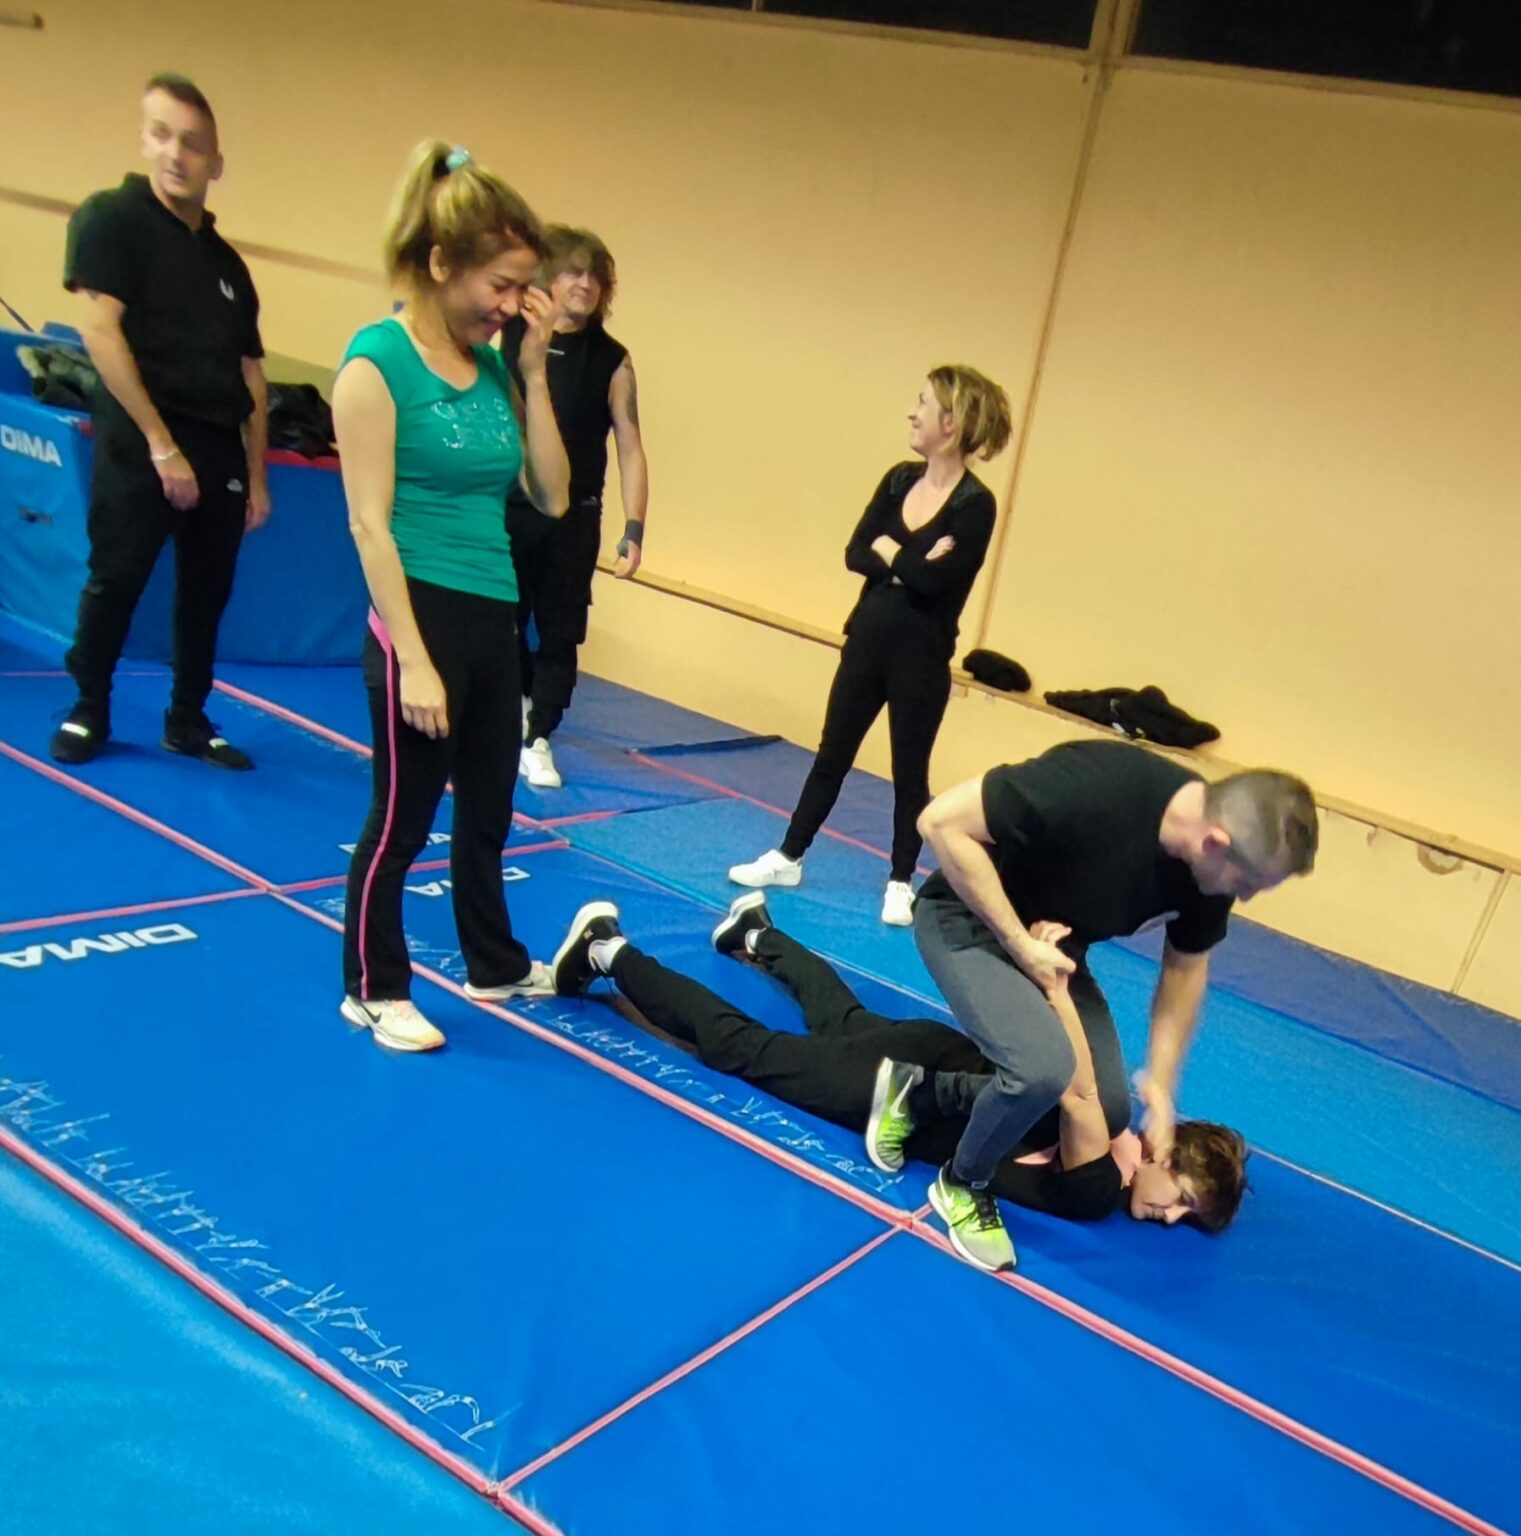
[744,929,762,957]
[589,935,626,973]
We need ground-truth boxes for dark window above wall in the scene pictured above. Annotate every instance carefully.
[1134,0,1521,100]
[630,0,1098,49]
[762,1,1097,49]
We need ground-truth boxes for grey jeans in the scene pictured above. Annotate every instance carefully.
[914,885,1132,1183]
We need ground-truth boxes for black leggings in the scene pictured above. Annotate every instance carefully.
[781,607,952,881]
[342,578,531,1001]
[607,931,979,1128]
[509,497,601,742]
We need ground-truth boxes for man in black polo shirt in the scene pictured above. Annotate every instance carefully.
[48,73,268,770]
[501,225,649,791]
[912,739,1318,1271]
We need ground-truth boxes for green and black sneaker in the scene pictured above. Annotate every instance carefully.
[865,1058,923,1173]
[928,1166,1017,1273]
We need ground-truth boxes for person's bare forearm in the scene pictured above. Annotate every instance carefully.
[350,524,428,668]
[83,321,174,454]
[521,372,569,516]
[616,440,648,525]
[1050,984,1111,1168]
[1145,954,1208,1096]
[925,823,1031,958]
[1049,985,1097,1097]
[243,364,269,492]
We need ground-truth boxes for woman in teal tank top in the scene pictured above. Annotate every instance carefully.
[333,140,570,1054]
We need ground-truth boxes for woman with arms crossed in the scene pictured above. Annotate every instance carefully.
[729,367,1011,926]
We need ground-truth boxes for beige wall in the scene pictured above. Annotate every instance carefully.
[2,1,1518,1016]
[986,67,1521,858]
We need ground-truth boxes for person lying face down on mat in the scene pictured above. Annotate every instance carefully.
[545,893,1248,1245]
[914,740,1317,1271]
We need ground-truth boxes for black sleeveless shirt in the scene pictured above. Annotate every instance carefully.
[501,316,628,509]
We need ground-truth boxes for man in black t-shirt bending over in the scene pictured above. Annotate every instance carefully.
[546,893,1249,1234]
[914,739,1317,1272]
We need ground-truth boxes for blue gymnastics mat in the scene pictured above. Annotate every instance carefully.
[517,1234,1465,1536]
[0,749,244,924]
[3,638,1518,1535]
[0,1155,510,1534]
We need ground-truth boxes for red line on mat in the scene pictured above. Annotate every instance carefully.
[271,887,913,1230]
[211,674,909,860]
[528,809,619,828]
[625,749,934,875]
[0,886,263,935]
[0,1122,560,1536]
[210,679,551,832]
[626,750,894,860]
[275,840,569,896]
[212,678,375,758]
[0,737,1506,1535]
[498,1224,904,1493]
[0,741,269,889]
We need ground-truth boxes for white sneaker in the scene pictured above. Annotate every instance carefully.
[463,960,555,1001]
[340,996,445,1052]
[520,737,562,789]
[728,849,803,888]
[881,880,916,927]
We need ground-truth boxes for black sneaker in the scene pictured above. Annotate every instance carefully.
[711,891,773,959]
[551,901,622,997]
[48,704,109,765]
[162,711,254,771]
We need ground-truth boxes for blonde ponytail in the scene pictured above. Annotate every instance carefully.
[382,139,546,287]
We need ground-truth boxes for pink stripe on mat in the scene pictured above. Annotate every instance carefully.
[499,1224,905,1492]
[626,749,934,874]
[0,1124,560,1536]
[0,741,269,889]
[276,840,569,897]
[211,672,922,862]
[276,887,913,1228]
[0,886,262,935]
[0,668,164,678]
[211,676,543,832]
[527,809,619,829]
[213,678,374,759]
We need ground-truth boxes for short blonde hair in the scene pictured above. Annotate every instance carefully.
[928,365,1013,460]
[383,140,546,288]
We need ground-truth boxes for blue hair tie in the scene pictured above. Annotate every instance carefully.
[444,145,471,172]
